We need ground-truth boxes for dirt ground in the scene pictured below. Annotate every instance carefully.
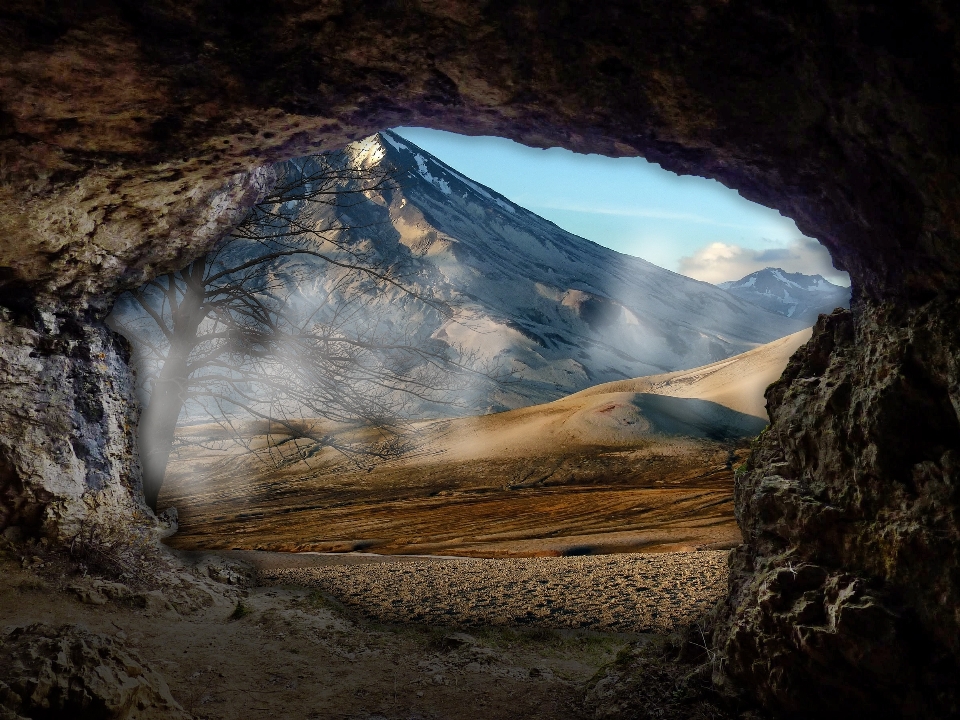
[161,438,745,557]
[0,540,754,720]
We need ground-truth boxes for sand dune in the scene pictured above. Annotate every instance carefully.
[162,329,811,557]
[400,327,812,463]
[568,327,812,418]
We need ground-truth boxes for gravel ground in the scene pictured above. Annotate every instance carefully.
[261,550,729,633]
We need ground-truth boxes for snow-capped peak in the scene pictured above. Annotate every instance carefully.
[718,268,850,325]
[374,130,520,215]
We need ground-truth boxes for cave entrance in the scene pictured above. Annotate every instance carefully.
[108,127,848,631]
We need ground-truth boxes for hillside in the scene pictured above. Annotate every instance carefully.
[160,331,810,558]
[112,134,808,417]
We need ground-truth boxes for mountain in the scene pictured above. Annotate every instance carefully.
[322,131,806,410]
[111,131,807,417]
[718,268,850,325]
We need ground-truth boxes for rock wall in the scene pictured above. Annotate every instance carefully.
[714,300,960,717]
[1,1,959,715]
[2,3,959,301]
[0,303,151,541]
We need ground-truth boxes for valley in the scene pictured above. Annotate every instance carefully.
[160,329,811,558]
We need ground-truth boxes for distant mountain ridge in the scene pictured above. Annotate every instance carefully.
[718,267,850,325]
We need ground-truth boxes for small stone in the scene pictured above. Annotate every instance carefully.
[441,632,477,649]
[132,591,178,618]
[67,583,108,606]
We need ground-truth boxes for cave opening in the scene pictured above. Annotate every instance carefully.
[102,128,852,645]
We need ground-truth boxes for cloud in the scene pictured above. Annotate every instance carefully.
[677,238,849,286]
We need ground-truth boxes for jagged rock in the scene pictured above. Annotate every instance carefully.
[67,579,130,606]
[0,307,154,544]
[713,302,960,717]
[0,623,191,719]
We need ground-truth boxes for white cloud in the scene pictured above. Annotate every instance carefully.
[678,238,850,286]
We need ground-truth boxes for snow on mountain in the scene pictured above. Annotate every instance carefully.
[718,267,850,325]
[299,131,805,411]
[112,132,809,418]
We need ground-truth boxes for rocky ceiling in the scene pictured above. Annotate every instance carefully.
[1,1,958,717]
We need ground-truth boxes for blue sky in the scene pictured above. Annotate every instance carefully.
[392,127,849,286]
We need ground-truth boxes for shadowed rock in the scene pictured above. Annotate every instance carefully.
[0,623,192,720]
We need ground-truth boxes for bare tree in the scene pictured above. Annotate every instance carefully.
[111,150,485,510]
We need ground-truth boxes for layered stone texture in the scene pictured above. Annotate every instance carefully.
[715,302,960,716]
[0,1,959,716]
[0,304,151,540]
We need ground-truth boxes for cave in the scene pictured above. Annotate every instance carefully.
[1,2,958,717]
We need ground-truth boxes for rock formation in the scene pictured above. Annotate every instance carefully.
[0,623,191,719]
[0,2,958,716]
[715,303,960,716]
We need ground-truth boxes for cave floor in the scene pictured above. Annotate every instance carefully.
[0,549,629,719]
[0,541,754,719]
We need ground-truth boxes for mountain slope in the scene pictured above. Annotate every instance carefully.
[718,267,850,325]
[111,133,808,416]
[313,131,806,411]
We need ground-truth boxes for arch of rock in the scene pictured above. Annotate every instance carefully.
[1,3,957,716]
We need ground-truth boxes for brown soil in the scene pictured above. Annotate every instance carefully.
[161,441,743,557]
[0,542,751,720]
[159,334,814,559]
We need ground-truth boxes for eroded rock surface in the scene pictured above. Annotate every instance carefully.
[714,302,960,717]
[0,306,152,542]
[1,3,959,301]
[0,623,191,720]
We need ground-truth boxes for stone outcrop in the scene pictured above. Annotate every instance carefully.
[0,305,151,540]
[2,3,959,302]
[0,1,959,716]
[0,623,192,720]
[714,301,960,717]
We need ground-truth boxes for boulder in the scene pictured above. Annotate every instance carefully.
[0,623,191,719]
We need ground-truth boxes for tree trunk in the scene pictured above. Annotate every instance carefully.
[139,356,190,511]
[139,265,206,511]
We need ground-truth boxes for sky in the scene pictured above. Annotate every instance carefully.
[392,127,850,287]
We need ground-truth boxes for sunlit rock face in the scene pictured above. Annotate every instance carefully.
[1,2,959,716]
[0,305,150,539]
